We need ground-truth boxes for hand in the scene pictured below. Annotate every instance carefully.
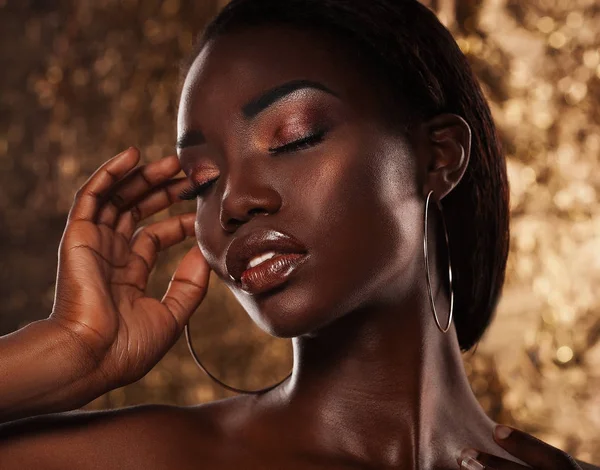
[458,424,588,470]
[48,147,210,392]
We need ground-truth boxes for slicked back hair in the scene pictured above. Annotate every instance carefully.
[183,0,510,351]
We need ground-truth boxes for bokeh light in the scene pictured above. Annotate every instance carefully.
[1,0,599,462]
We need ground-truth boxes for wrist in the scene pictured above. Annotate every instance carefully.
[0,319,109,423]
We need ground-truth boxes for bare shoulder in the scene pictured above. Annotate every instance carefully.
[0,396,247,470]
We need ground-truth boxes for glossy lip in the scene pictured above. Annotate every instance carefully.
[239,252,310,295]
[225,228,308,283]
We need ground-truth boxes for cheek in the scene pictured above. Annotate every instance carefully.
[304,137,420,307]
[367,141,422,269]
[194,209,224,274]
[306,133,417,241]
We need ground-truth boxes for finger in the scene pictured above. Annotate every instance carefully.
[96,155,182,228]
[124,213,196,288]
[114,177,191,241]
[492,425,580,469]
[68,147,140,222]
[459,456,490,470]
[458,449,530,470]
[161,243,210,331]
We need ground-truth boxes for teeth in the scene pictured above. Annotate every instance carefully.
[246,251,282,270]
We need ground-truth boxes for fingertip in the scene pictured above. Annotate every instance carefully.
[118,146,137,157]
[129,146,141,161]
[494,424,513,440]
[165,154,182,170]
[114,146,140,167]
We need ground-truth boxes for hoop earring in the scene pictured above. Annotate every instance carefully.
[423,189,455,333]
[185,190,454,393]
[184,322,292,395]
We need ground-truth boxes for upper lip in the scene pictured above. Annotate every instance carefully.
[225,228,308,282]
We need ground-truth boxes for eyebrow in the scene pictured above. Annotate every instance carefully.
[176,79,340,150]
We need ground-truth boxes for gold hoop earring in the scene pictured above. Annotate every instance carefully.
[184,322,292,395]
[424,189,454,333]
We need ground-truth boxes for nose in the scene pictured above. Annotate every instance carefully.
[219,171,282,231]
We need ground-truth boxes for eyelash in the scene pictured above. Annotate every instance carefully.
[267,129,327,154]
[178,129,328,201]
[178,179,216,201]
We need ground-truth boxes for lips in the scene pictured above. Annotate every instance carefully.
[225,229,308,284]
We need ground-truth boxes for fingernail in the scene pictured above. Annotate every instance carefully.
[495,424,513,439]
[456,448,479,467]
[460,456,484,470]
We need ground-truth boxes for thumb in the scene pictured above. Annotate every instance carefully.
[161,243,211,331]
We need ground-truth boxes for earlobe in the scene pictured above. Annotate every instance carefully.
[423,113,471,201]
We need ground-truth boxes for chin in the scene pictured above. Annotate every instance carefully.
[230,279,343,339]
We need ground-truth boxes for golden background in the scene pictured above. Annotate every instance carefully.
[0,0,598,462]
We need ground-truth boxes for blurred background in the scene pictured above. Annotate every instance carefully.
[1,0,599,463]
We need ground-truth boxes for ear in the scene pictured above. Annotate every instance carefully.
[421,113,471,201]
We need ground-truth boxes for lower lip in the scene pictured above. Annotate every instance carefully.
[240,253,308,295]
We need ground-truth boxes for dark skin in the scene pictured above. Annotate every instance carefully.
[0,25,597,470]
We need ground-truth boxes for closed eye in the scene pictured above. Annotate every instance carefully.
[178,129,329,200]
[268,129,328,154]
[178,179,217,201]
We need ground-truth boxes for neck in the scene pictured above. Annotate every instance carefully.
[261,285,496,469]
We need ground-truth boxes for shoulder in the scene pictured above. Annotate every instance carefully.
[0,403,195,442]
[0,399,244,470]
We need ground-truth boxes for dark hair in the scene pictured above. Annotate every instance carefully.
[183,0,510,351]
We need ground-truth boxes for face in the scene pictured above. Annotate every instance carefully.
[177,25,427,338]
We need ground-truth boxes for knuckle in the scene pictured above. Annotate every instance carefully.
[132,251,151,273]
[139,169,153,188]
[143,229,162,251]
[165,296,186,322]
[74,186,97,202]
[104,167,120,184]
[177,216,186,236]
[74,186,85,200]
[166,186,179,204]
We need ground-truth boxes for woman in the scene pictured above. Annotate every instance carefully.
[0,0,597,468]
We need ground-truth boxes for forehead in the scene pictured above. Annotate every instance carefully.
[178,25,389,132]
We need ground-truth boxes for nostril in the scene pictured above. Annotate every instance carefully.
[249,208,268,216]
